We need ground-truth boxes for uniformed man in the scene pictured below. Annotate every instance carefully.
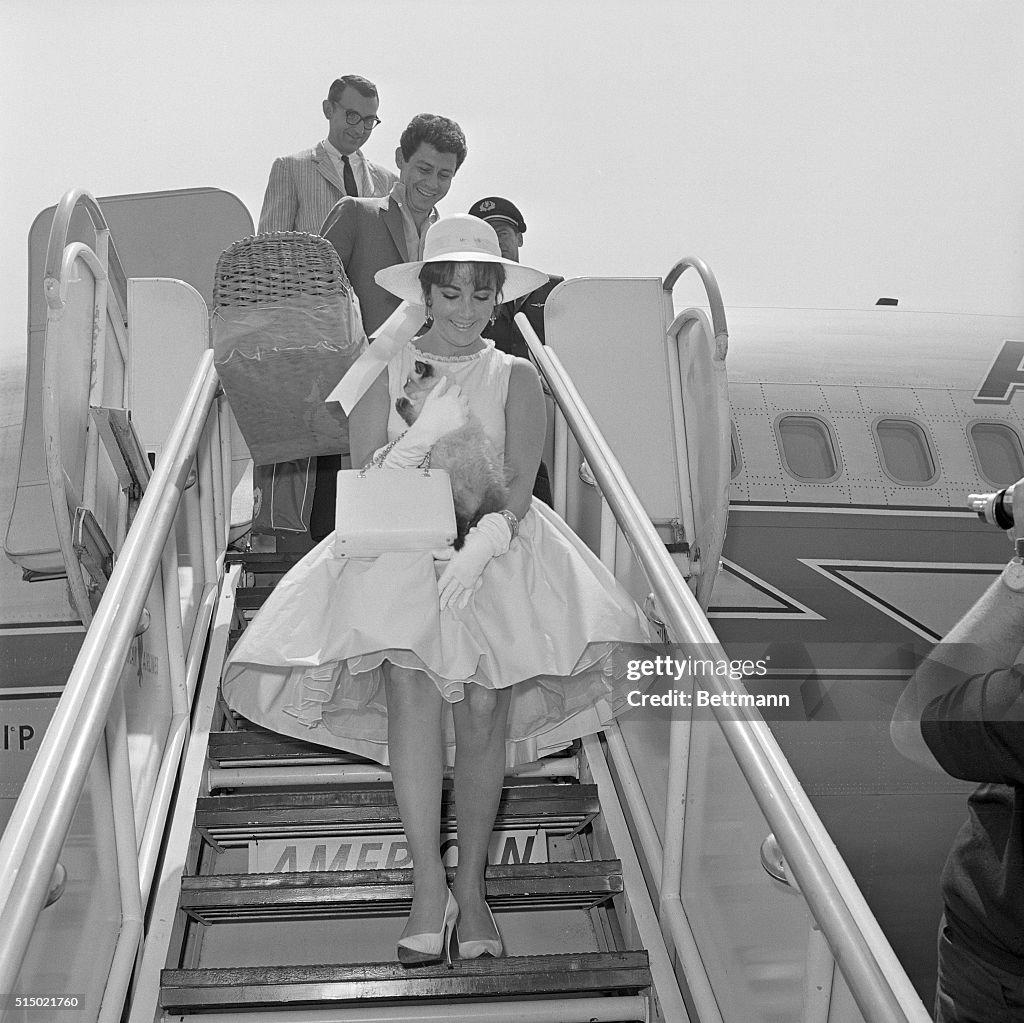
[468,197,562,505]
[468,197,563,360]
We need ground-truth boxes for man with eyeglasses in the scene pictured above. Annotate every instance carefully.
[253,75,396,552]
[257,75,397,234]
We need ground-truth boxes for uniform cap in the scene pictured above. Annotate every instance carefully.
[467,196,527,234]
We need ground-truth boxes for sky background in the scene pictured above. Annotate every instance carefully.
[1,0,1022,369]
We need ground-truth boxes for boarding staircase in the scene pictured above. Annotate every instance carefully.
[150,549,659,1021]
[0,187,935,1023]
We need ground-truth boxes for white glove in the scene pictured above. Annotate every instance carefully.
[371,376,469,469]
[437,513,512,610]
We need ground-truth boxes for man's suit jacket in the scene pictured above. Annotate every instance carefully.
[320,195,410,335]
[257,143,397,234]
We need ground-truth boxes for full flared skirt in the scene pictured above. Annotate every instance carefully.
[222,502,656,766]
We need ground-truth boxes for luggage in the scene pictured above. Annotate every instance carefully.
[212,232,366,467]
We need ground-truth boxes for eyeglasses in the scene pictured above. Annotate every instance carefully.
[334,104,381,130]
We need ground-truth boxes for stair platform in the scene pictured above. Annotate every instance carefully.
[180,860,623,923]
[161,950,651,1011]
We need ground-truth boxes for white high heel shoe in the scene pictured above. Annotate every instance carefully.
[457,901,503,959]
[397,890,459,968]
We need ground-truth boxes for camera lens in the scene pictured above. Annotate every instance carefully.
[969,487,1015,528]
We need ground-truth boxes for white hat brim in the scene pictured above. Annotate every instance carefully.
[375,253,549,305]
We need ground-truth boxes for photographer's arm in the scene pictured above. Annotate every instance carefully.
[891,571,1024,771]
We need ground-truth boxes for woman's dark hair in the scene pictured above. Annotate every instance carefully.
[419,261,505,301]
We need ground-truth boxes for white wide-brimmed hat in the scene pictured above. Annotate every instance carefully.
[374,214,548,304]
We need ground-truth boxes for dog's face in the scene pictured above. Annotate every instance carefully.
[395,360,435,425]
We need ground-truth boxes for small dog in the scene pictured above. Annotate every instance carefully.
[395,361,509,548]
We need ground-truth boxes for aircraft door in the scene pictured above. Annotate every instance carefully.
[543,262,730,611]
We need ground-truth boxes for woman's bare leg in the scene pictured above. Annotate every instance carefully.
[385,663,448,938]
[451,684,511,940]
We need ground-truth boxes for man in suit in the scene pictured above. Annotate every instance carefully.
[309,113,468,539]
[320,112,467,336]
[257,75,397,234]
[468,196,562,504]
[252,75,398,549]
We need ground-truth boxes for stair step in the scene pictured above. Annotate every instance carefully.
[209,729,375,766]
[234,586,277,611]
[208,728,580,779]
[161,951,651,1011]
[196,784,599,847]
[225,551,307,573]
[180,860,623,923]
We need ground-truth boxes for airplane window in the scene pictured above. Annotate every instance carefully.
[970,422,1024,486]
[776,416,840,481]
[874,419,936,484]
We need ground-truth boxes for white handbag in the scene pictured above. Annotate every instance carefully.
[333,467,457,557]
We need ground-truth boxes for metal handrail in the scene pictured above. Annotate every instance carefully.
[43,187,128,321]
[38,189,131,627]
[0,352,221,1001]
[517,311,926,1023]
[663,256,728,356]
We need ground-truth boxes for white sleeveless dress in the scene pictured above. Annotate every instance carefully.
[222,340,656,766]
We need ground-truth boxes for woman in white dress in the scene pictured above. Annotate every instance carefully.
[223,215,655,967]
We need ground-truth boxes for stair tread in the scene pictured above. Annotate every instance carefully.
[208,730,375,764]
[181,861,622,917]
[226,552,306,570]
[186,859,619,890]
[235,587,277,610]
[197,784,597,823]
[161,951,651,1009]
[198,782,596,812]
[207,731,579,773]
[196,783,598,845]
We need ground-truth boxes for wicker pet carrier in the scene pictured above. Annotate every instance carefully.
[212,232,366,466]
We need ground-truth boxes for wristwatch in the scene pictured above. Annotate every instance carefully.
[1002,560,1024,592]
[1002,545,1024,592]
